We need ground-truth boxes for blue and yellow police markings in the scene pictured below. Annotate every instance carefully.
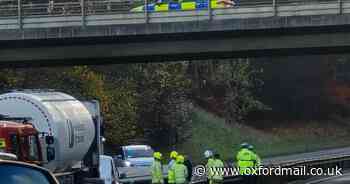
[0,138,6,148]
[131,0,225,12]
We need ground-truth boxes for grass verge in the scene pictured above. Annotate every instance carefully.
[177,108,350,164]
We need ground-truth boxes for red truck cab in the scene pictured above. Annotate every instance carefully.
[0,121,43,164]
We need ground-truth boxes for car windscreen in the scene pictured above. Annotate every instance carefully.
[0,164,53,184]
[125,147,154,158]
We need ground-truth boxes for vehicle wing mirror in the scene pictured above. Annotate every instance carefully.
[46,136,54,145]
[47,147,55,162]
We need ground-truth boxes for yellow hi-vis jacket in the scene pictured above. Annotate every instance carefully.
[173,163,188,184]
[212,159,224,181]
[236,148,257,175]
[151,160,164,184]
[206,158,215,180]
[168,159,176,183]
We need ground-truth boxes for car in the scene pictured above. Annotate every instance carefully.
[115,145,154,167]
[130,0,234,12]
[0,159,59,184]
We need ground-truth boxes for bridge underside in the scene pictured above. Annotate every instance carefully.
[1,28,350,67]
[2,2,350,66]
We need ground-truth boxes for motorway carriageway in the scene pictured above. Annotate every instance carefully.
[191,147,350,183]
[116,147,350,184]
[289,171,350,184]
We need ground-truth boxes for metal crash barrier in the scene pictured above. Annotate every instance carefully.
[191,147,350,184]
[0,0,348,29]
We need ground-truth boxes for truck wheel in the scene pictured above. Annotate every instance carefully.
[83,178,105,184]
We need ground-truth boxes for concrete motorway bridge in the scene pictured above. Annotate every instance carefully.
[2,0,350,66]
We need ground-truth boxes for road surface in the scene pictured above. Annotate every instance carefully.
[290,172,350,184]
[116,147,350,183]
[192,147,350,183]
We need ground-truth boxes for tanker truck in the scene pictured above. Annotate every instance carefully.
[0,90,105,184]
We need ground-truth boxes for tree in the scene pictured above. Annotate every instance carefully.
[136,62,192,147]
[188,59,266,123]
[217,59,266,123]
[0,69,23,91]
[66,66,138,146]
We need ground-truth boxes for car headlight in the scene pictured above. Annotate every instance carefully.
[124,161,132,167]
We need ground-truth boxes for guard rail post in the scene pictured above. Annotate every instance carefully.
[81,0,86,27]
[145,0,149,23]
[208,0,212,20]
[273,0,277,16]
[17,0,22,29]
[339,0,342,14]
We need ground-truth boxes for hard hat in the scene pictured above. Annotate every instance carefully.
[248,145,254,150]
[153,152,162,160]
[170,151,178,159]
[204,150,213,158]
[176,155,184,163]
[240,142,250,149]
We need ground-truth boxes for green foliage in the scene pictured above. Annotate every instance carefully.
[217,59,267,123]
[136,62,192,147]
[0,69,24,90]
[106,80,138,145]
[67,66,110,111]
[0,59,265,148]
[189,59,267,123]
[66,66,138,146]
[179,108,350,164]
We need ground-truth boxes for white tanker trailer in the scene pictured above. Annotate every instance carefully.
[0,90,105,184]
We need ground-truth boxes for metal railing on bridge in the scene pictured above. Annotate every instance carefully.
[0,0,348,29]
